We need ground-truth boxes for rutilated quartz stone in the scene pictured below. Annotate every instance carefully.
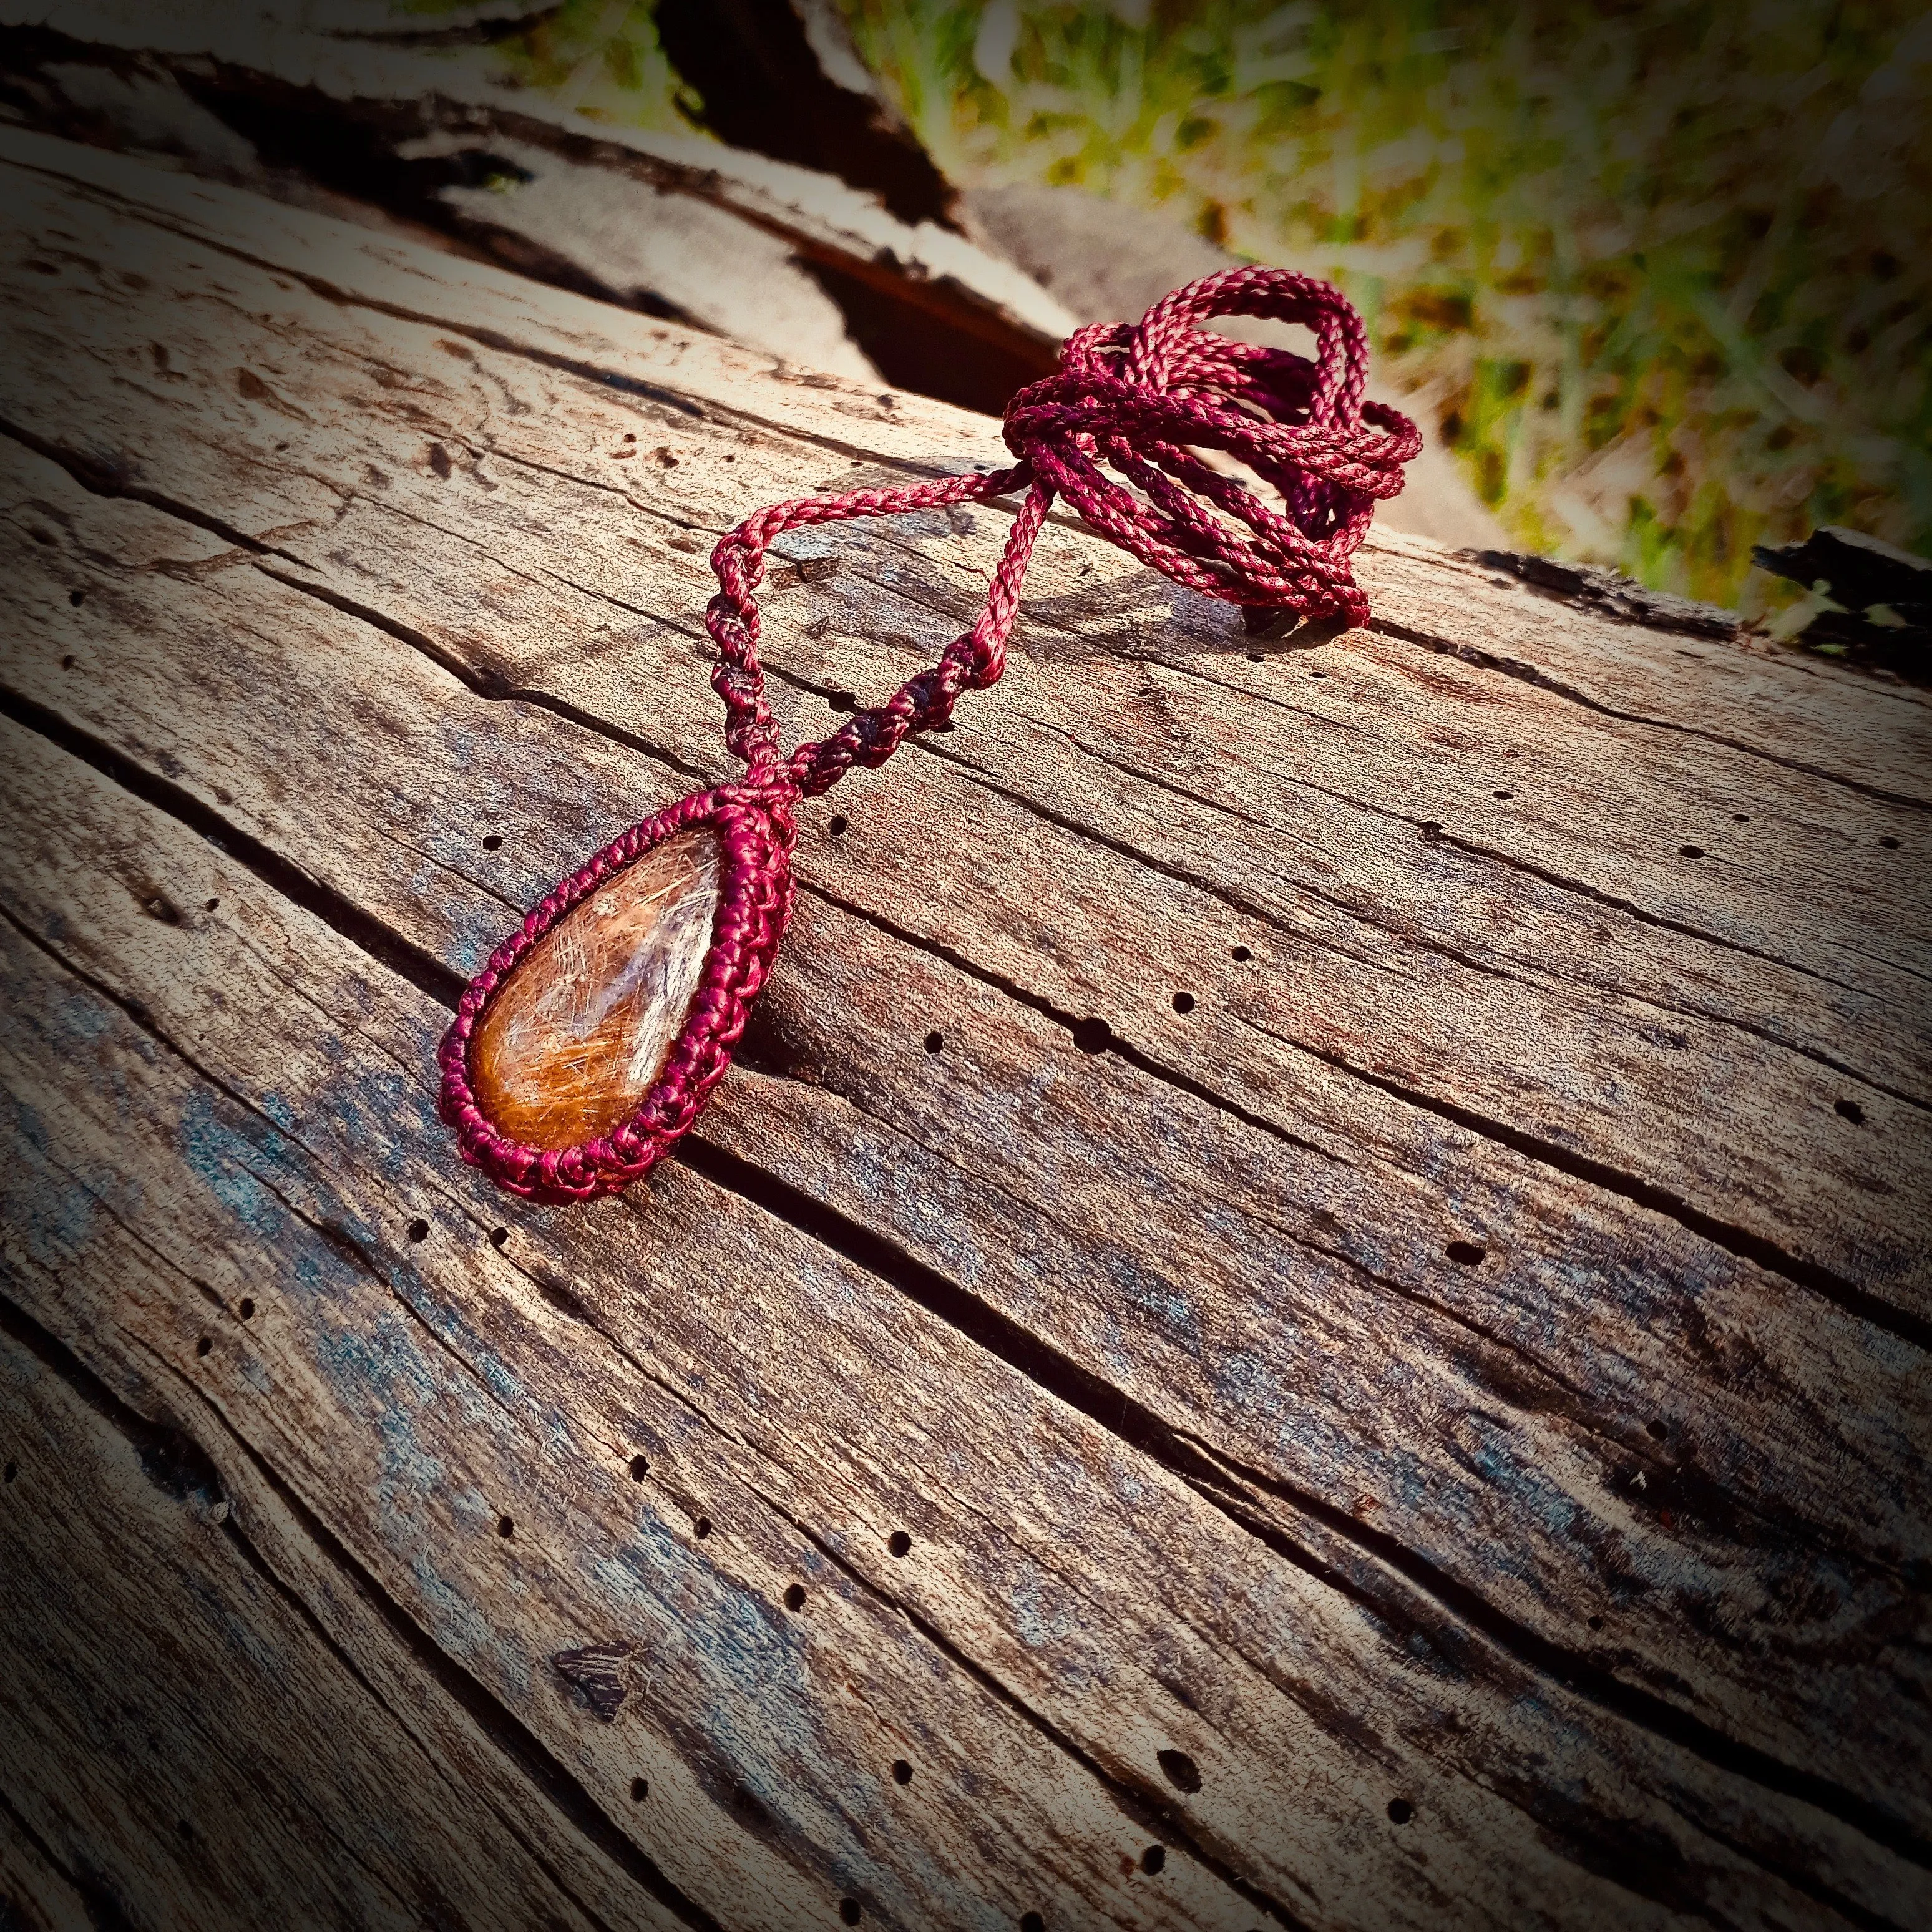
[471,826,721,1151]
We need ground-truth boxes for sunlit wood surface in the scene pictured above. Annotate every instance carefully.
[1,127,1927,1932]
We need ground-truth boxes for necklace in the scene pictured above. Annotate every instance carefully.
[437,266,1418,1203]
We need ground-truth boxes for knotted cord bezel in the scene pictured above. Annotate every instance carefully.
[439,266,1416,1201]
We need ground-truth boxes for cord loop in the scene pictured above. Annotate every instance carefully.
[703,266,1417,798]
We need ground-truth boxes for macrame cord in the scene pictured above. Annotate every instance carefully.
[439,265,1419,1201]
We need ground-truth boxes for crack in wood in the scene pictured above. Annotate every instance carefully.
[251,554,706,783]
[1028,721,1549,988]
[1237,1009,1932,1355]
[11,667,1926,1642]
[1439,825,1914,998]
[13,344,1923,1132]
[7,653,1924,1932]
[0,890,561,1453]
[0,1778,126,1930]
[738,1470,1324,1931]
[1181,1430,1932,1890]
[724,1048,1757,1574]
[1566,980,1932,1117]
[1651,1791,1910,1932]
[4,120,1927,830]
[801,849,1932,1369]
[125,1333,722,1931]
[0,1287,651,1932]
[792,873,1351,1166]
[0,680,459,1006]
[29,414,1914,1156]
[673,1138,1932,1882]
[1372,615,1932,816]
[993,671,1921,1051]
[240,495,1932,1164]
[0,894,339,1166]
[0,417,718,793]
[4,837,1346,1919]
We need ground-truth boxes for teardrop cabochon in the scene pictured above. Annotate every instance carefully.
[438,785,794,1203]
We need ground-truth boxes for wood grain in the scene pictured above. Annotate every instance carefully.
[0,0,1080,367]
[1,127,1928,1931]
[0,1309,667,1932]
[2,634,1917,1932]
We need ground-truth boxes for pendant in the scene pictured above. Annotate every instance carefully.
[438,785,795,1203]
[439,267,1413,1203]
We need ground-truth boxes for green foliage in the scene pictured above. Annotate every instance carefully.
[835,0,1932,608]
[410,0,692,130]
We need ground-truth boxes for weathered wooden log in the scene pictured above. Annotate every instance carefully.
[0,0,1078,406]
[0,1,1515,539]
[0,127,1928,1931]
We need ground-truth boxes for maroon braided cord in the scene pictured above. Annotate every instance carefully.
[707,265,1418,798]
[443,266,1415,1203]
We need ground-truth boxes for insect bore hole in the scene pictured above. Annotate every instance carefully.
[2,1462,15,1483]
[1679,844,1705,859]
[1171,992,1196,1014]
[481,833,502,851]
[828,815,849,836]
[1835,1098,1866,1124]
[1021,1916,1046,1932]
[891,1759,913,1786]
[1231,944,1252,962]
[69,588,85,607]
[490,1227,509,1248]
[195,1337,212,1358]
[407,1218,430,1242]
[1880,836,1900,849]
[629,1455,650,1481]
[924,1030,944,1053]
[783,1583,806,1612]
[887,1530,912,1557]
[839,1900,862,1925]
[695,1516,712,1538]
[1388,1798,1415,1824]
[630,1777,648,1801]
[497,1515,514,1538]
[1647,1419,1669,1440]
[1140,1844,1166,1875]
[237,1298,255,1320]
[1071,1017,1113,1055]
[1157,1749,1202,1794]
[1445,1240,1486,1267]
